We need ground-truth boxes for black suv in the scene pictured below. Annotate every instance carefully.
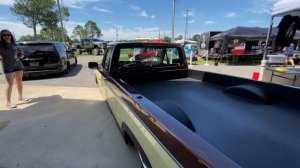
[19,41,77,77]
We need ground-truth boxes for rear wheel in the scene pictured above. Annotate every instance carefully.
[76,48,82,55]
[122,126,151,168]
[65,62,71,74]
[92,48,99,55]
[74,57,78,66]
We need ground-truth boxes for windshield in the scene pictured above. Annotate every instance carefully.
[92,39,102,42]
[118,47,181,67]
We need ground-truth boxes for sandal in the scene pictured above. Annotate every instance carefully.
[6,102,17,109]
[18,98,30,102]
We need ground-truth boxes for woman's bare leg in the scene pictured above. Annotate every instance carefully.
[285,57,288,66]
[289,57,295,66]
[5,72,15,105]
[15,70,24,100]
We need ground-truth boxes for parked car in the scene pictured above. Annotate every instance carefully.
[18,41,77,77]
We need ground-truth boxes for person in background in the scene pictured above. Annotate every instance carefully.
[0,29,27,109]
[283,43,295,67]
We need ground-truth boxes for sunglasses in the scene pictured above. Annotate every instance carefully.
[1,34,11,37]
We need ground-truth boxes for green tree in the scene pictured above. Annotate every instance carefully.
[72,25,86,39]
[18,35,35,41]
[72,20,102,39]
[40,6,69,41]
[84,20,101,38]
[175,35,183,40]
[18,34,44,41]
[11,0,56,40]
[164,36,171,42]
[192,34,201,43]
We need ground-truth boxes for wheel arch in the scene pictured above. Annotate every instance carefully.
[122,123,152,168]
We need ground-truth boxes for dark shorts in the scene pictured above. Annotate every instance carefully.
[3,69,23,74]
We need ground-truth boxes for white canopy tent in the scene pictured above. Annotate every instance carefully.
[271,0,300,16]
[259,0,300,80]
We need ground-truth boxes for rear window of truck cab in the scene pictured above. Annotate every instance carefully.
[118,47,181,67]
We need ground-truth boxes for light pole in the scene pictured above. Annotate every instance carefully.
[184,9,189,40]
[57,0,65,43]
[171,0,175,42]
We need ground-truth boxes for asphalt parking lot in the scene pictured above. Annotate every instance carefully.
[0,56,140,168]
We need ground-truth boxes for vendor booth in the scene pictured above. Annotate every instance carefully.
[209,26,277,64]
[260,0,300,87]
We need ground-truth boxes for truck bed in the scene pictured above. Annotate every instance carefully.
[132,78,300,168]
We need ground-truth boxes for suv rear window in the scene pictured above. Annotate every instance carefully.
[21,43,56,53]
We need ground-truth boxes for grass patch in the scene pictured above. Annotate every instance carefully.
[76,52,91,56]
[187,58,215,65]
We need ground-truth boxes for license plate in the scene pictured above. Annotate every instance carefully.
[29,62,39,67]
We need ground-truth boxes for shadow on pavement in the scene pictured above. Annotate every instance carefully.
[0,94,140,168]
[23,64,83,81]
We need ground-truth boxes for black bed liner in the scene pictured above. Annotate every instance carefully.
[132,77,300,168]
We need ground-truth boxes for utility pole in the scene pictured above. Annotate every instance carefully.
[171,0,175,42]
[158,30,160,39]
[184,9,189,41]
[57,0,65,43]
[116,29,118,42]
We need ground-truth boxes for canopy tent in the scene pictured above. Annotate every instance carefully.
[210,26,277,41]
[271,0,300,16]
[208,27,279,56]
[174,39,198,45]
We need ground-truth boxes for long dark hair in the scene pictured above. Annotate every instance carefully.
[0,29,16,48]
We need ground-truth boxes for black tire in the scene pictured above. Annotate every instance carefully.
[92,49,99,55]
[76,49,82,55]
[65,62,71,74]
[74,57,78,66]
[122,125,151,168]
[137,147,148,168]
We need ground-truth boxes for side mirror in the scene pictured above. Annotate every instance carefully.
[88,62,99,69]
[66,50,73,53]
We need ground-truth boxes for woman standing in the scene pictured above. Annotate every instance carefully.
[0,29,27,109]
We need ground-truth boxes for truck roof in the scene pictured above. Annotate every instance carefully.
[107,42,183,48]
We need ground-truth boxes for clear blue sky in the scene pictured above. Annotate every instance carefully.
[0,0,279,40]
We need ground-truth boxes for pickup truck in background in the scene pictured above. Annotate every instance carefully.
[88,42,300,168]
[72,38,107,55]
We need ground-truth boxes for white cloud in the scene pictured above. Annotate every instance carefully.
[140,11,148,17]
[248,20,261,24]
[66,21,85,26]
[129,4,140,11]
[205,20,216,24]
[226,12,236,18]
[93,7,113,13]
[248,0,277,14]
[102,27,166,41]
[129,4,155,19]
[0,18,167,41]
[183,11,194,17]
[0,19,41,39]
[189,20,195,24]
[61,0,107,8]
[0,0,13,5]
